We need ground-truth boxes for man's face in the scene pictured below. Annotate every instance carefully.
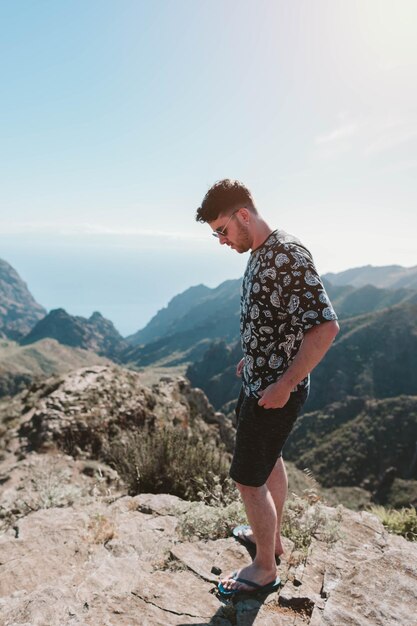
[209,208,252,254]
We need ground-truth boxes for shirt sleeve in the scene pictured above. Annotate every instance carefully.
[278,242,338,332]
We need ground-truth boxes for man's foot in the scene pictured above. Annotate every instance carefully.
[233,524,284,556]
[219,562,279,595]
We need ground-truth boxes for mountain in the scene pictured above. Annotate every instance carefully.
[306,302,417,411]
[123,273,417,372]
[324,264,417,290]
[326,281,417,319]
[20,308,129,361]
[120,279,240,367]
[187,302,417,414]
[125,284,212,345]
[284,395,417,499]
[0,258,46,340]
[186,340,243,411]
[0,337,111,398]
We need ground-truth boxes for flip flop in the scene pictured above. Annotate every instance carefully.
[217,571,281,598]
[232,525,281,564]
[232,524,254,548]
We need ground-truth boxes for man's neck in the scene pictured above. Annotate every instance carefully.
[250,218,275,251]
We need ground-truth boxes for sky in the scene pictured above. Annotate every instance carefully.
[0,0,416,335]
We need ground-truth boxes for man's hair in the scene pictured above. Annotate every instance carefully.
[195,179,257,223]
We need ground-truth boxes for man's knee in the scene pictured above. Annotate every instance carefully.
[234,481,266,495]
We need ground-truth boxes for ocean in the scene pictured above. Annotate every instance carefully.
[0,234,247,337]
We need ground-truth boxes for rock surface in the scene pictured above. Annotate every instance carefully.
[0,487,416,626]
[0,365,416,625]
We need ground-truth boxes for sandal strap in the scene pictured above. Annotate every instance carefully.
[234,576,263,588]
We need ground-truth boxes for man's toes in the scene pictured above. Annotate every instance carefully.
[221,571,237,587]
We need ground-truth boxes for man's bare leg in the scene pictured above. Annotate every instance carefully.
[220,482,278,591]
[235,456,288,556]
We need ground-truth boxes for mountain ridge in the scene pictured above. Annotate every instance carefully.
[20,308,129,361]
[324,264,417,289]
[0,258,46,340]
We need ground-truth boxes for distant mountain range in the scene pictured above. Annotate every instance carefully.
[1,255,417,409]
[1,255,417,508]
[122,279,240,367]
[125,284,212,345]
[323,264,417,290]
[119,275,417,372]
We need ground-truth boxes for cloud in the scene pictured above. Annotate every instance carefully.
[364,123,417,156]
[314,114,417,160]
[0,221,203,239]
[381,158,417,173]
[315,122,358,145]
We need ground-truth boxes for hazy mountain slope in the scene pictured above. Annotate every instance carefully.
[0,338,111,397]
[0,258,46,340]
[324,264,417,290]
[120,280,240,367]
[20,308,128,360]
[125,275,417,373]
[125,284,211,345]
[327,282,417,319]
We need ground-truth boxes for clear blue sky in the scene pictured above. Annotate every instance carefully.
[0,1,416,334]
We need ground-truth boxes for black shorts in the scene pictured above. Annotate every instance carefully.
[229,385,309,487]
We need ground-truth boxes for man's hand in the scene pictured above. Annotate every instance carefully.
[258,379,293,409]
[236,358,244,377]
[258,321,339,409]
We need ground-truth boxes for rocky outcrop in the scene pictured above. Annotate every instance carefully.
[0,479,416,626]
[11,365,234,459]
[1,364,416,625]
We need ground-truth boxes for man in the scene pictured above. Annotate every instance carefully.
[195,179,339,598]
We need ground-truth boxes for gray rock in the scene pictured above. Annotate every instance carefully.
[1,366,417,625]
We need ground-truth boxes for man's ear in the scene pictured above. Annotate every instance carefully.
[239,207,251,224]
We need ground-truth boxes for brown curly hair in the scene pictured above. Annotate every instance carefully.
[195,179,257,223]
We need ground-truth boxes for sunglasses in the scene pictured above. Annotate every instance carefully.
[212,209,240,238]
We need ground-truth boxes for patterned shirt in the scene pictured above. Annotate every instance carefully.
[240,229,338,397]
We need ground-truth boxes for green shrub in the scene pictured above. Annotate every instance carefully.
[177,483,342,553]
[282,493,342,556]
[369,505,417,541]
[177,499,245,541]
[107,425,232,502]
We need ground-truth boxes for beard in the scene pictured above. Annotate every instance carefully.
[233,221,252,253]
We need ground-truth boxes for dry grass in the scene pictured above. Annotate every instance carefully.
[86,513,116,545]
[108,425,231,502]
[368,505,417,541]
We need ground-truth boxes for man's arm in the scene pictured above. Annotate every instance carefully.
[258,320,340,409]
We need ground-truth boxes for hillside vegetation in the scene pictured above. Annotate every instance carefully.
[187,302,417,414]
[285,395,417,495]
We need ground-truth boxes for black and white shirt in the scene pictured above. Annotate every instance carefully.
[240,229,338,397]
